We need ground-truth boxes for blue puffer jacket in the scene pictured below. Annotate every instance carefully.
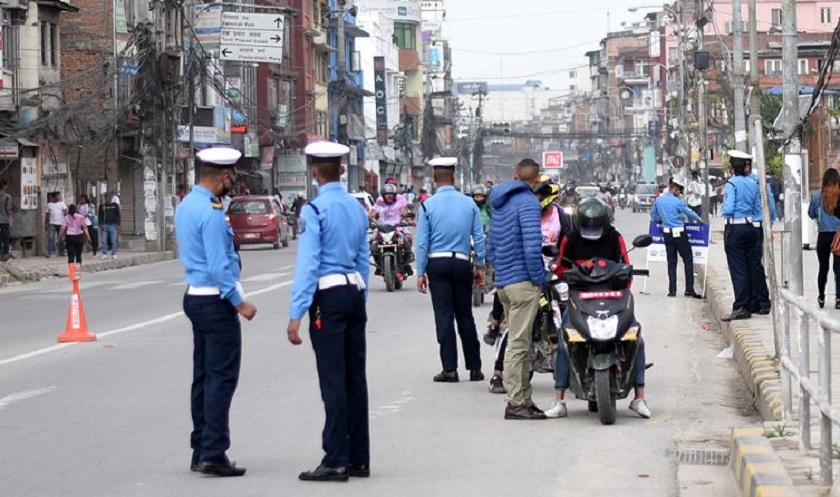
[487,180,545,288]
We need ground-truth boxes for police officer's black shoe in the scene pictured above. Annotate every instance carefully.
[190,451,200,472]
[433,370,459,382]
[755,307,771,315]
[298,465,349,482]
[667,291,676,298]
[470,370,485,381]
[722,308,752,322]
[198,457,246,477]
[348,463,371,478]
[684,291,703,299]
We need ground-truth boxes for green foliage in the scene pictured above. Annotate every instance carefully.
[759,93,783,175]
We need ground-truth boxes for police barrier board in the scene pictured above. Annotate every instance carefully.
[647,221,710,265]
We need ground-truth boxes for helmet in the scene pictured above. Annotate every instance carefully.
[471,184,487,197]
[576,198,611,240]
[538,173,552,184]
[382,183,398,204]
[535,181,560,210]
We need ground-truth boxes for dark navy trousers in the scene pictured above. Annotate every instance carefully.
[749,226,771,311]
[426,257,482,372]
[308,285,370,468]
[184,294,242,464]
[664,231,695,294]
[724,224,755,311]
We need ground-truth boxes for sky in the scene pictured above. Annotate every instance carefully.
[443,1,661,89]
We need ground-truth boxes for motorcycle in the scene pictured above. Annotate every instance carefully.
[618,192,628,210]
[545,234,652,425]
[370,218,413,292]
[472,231,495,307]
[529,250,568,376]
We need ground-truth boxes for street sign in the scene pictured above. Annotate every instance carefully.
[542,151,564,169]
[220,12,284,63]
[231,124,248,134]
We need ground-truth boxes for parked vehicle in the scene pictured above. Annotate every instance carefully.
[549,235,652,425]
[227,196,289,250]
[351,192,376,241]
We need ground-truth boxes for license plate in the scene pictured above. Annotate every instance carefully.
[243,233,258,239]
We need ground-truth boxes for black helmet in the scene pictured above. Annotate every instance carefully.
[576,198,611,240]
[382,184,397,195]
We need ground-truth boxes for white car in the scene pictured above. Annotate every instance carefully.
[351,192,376,241]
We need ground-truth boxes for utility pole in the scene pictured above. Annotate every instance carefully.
[748,0,760,148]
[676,2,687,165]
[336,4,349,188]
[732,0,747,152]
[781,0,803,296]
[697,0,710,222]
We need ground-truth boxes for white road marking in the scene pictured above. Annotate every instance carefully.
[0,280,293,367]
[242,272,291,282]
[111,280,165,290]
[0,386,57,411]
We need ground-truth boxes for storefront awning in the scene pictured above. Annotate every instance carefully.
[17,138,39,147]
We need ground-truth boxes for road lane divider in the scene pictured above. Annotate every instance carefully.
[0,280,293,368]
[57,263,96,343]
[0,386,58,411]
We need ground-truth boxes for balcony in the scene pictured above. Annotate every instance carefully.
[402,92,422,117]
[399,49,420,72]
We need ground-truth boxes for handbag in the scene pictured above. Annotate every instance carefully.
[832,230,840,256]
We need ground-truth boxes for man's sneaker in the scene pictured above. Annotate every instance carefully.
[100,254,108,260]
[629,399,652,419]
[488,375,506,394]
[545,401,568,418]
[111,255,118,260]
[483,323,500,346]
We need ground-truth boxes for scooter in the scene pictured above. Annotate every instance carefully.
[545,234,652,425]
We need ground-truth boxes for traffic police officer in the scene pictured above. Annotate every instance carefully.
[650,177,703,298]
[415,157,486,383]
[287,141,371,482]
[175,146,257,477]
[746,167,776,315]
[721,150,762,321]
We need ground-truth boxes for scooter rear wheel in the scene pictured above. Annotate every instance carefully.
[594,369,617,425]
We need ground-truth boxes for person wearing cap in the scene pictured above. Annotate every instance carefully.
[746,165,776,315]
[487,158,546,420]
[650,178,703,298]
[287,141,371,483]
[415,157,486,384]
[685,171,705,217]
[721,150,762,322]
[174,147,258,478]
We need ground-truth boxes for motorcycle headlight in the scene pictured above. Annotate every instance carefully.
[587,315,619,341]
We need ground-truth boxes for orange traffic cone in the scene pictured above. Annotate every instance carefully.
[58,263,96,343]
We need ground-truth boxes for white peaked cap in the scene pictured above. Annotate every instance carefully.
[428,157,458,168]
[196,147,242,166]
[727,150,753,160]
[304,141,350,158]
[671,176,686,188]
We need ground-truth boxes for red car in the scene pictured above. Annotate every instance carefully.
[227,196,290,249]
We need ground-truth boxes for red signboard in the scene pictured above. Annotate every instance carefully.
[231,124,248,134]
[542,151,564,169]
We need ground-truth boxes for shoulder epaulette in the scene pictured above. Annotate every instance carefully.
[211,197,223,209]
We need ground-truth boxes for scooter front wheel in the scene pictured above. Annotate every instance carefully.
[594,369,617,425]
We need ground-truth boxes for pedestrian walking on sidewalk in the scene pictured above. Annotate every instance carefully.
[287,142,371,482]
[77,195,98,256]
[487,158,547,420]
[98,193,120,259]
[0,180,12,261]
[808,168,840,309]
[175,147,257,478]
[650,178,703,298]
[58,205,91,264]
[414,157,486,384]
[721,151,762,322]
[46,192,67,258]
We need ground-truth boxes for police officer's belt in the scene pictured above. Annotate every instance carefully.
[663,227,685,235]
[725,218,752,225]
[318,272,366,291]
[429,251,470,261]
[187,282,245,297]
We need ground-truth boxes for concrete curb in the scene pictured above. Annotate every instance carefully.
[706,265,784,421]
[0,251,175,286]
[730,427,800,497]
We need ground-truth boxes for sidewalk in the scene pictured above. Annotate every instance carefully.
[705,216,836,495]
[0,249,175,286]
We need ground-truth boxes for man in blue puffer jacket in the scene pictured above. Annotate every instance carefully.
[487,158,547,420]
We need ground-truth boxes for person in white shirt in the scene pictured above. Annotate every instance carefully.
[686,171,705,217]
[46,192,67,258]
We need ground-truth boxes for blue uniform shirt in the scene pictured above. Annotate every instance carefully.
[174,185,243,306]
[414,185,486,277]
[721,175,761,219]
[289,182,370,320]
[650,192,701,227]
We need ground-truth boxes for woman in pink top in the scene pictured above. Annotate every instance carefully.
[59,204,91,264]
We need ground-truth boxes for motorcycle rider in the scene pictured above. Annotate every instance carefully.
[596,183,616,218]
[546,197,651,419]
[559,183,579,208]
[472,185,491,230]
[370,183,413,276]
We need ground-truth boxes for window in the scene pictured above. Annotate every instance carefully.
[798,58,809,75]
[771,9,782,28]
[316,52,329,83]
[765,59,782,75]
[569,70,577,79]
[822,8,832,25]
[393,22,416,50]
[268,78,279,111]
[744,59,751,73]
[40,22,58,67]
[316,110,329,137]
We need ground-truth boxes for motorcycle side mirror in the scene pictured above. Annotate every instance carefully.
[632,234,653,248]
[541,245,559,258]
